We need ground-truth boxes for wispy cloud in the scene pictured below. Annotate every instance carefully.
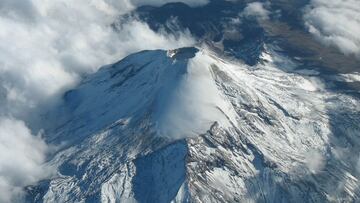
[304,149,325,174]
[304,0,360,57]
[241,2,270,20]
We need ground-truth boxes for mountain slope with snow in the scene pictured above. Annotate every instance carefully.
[26,47,360,202]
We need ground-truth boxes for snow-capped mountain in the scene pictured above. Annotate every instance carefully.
[1,0,360,202]
[26,45,360,202]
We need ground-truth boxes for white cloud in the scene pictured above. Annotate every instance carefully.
[0,0,199,201]
[241,2,270,20]
[304,0,360,57]
[305,150,325,174]
[0,118,52,203]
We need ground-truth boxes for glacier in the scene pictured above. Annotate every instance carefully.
[25,46,360,202]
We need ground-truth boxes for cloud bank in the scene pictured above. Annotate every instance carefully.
[0,0,200,202]
[304,0,360,57]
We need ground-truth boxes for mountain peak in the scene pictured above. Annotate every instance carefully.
[48,47,234,144]
[167,47,198,60]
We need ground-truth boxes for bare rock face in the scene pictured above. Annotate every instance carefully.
[26,47,360,203]
[167,47,199,60]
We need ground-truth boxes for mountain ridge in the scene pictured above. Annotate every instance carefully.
[26,46,360,202]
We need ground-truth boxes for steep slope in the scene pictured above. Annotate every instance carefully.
[26,47,360,202]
